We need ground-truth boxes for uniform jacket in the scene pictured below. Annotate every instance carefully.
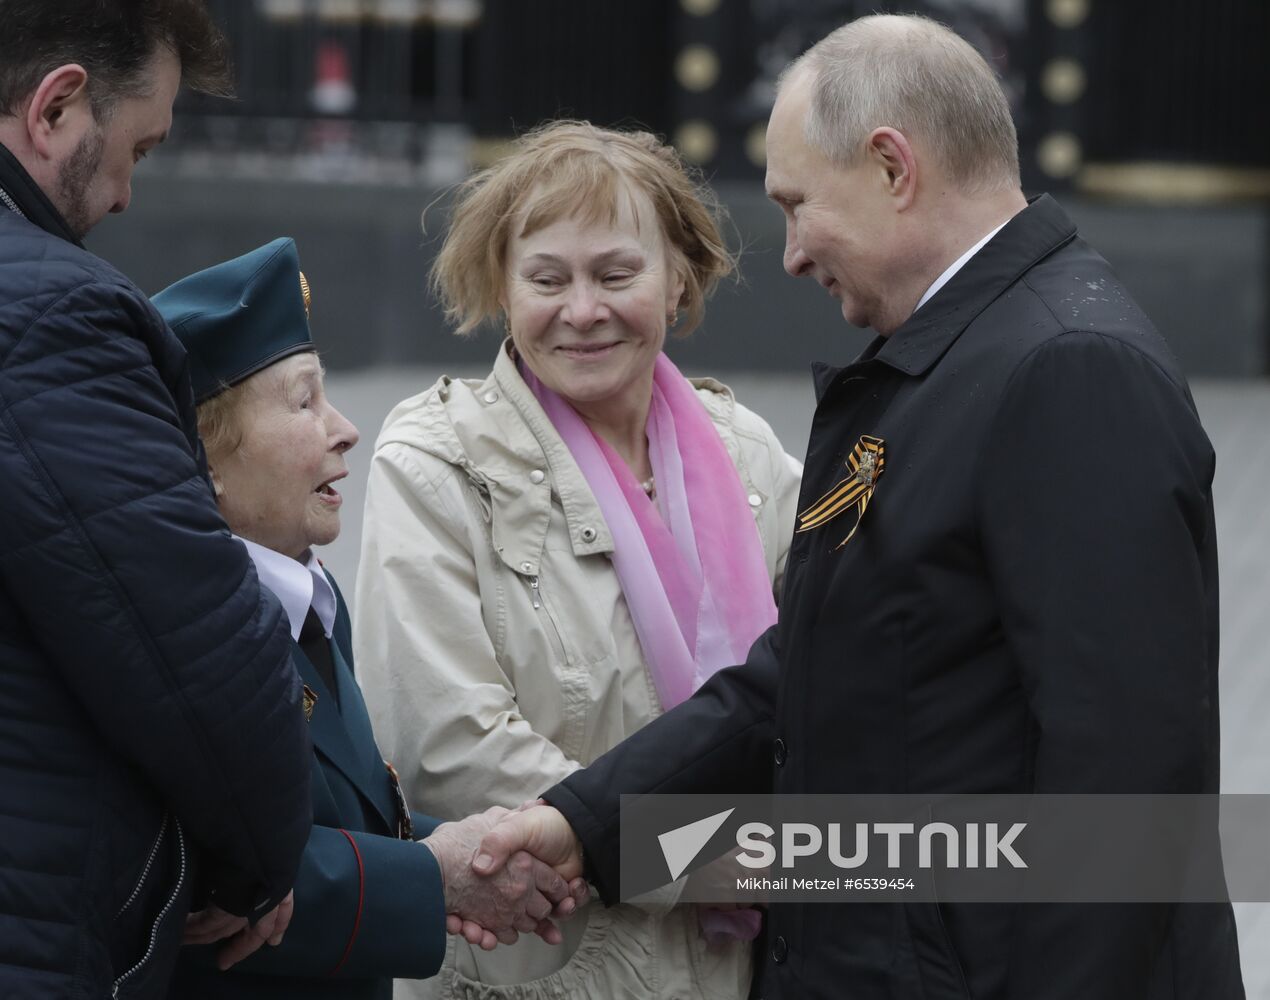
[545,195,1245,1000]
[355,344,802,999]
[0,144,311,999]
[173,575,446,1000]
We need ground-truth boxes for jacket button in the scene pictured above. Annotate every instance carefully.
[580,526,597,543]
[772,935,788,964]
[748,493,762,508]
[483,390,499,404]
[520,561,533,573]
[529,469,546,484]
[774,737,787,766]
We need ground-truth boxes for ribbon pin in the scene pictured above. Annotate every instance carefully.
[796,435,886,549]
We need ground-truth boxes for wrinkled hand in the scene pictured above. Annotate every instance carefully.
[183,891,295,970]
[424,806,587,952]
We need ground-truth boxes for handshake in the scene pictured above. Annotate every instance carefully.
[184,802,581,968]
[426,801,585,950]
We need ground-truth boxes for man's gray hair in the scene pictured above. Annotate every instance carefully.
[786,14,1019,192]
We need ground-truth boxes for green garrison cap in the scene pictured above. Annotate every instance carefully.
[154,237,315,403]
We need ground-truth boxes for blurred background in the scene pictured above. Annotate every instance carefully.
[91,0,1269,377]
[85,0,1268,985]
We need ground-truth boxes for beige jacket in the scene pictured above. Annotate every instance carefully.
[354,346,801,1000]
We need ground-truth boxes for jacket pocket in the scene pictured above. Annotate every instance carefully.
[114,813,169,923]
[523,574,569,665]
[111,816,189,998]
[521,572,590,761]
[442,906,620,999]
[684,906,755,1000]
[902,835,972,1000]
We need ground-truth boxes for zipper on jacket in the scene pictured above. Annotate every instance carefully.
[523,573,570,666]
[521,570,586,757]
[114,813,169,920]
[0,185,25,218]
[111,818,187,998]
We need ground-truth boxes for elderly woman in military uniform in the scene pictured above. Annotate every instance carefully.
[152,239,584,1000]
[354,122,803,999]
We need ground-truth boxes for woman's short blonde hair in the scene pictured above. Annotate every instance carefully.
[196,380,251,468]
[430,120,736,337]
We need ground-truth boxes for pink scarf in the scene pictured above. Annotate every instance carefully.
[526,353,775,942]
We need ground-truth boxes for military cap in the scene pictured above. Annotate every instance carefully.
[154,238,315,403]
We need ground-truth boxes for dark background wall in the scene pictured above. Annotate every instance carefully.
[89,0,1270,377]
[87,176,1268,378]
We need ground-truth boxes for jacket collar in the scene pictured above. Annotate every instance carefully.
[489,344,750,567]
[489,342,615,571]
[0,140,83,247]
[393,345,600,578]
[237,537,337,641]
[411,342,747,578]
[812,194,1077,402]
[867,194,1076,378]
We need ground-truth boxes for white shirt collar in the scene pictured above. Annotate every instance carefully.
[237,536,337,642]
[913,220,1009,315]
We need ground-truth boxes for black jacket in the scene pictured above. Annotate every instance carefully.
[0,144,312,999]
[546,195,1244,999]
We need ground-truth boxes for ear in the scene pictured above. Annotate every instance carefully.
[865,127,918,210]
[207,464,225,499]
[25,64,93,161]
[665,263,687,323]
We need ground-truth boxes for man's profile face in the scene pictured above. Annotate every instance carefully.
[56,45,181,237]
[764,69,898,333]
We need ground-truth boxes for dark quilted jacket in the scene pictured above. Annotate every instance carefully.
[0,151,313,999]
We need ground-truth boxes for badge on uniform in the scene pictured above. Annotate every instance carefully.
[796,435,886,550]
[302,684,318,722]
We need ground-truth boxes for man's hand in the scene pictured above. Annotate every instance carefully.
[183,890,295,970]
[472,803,585,882]
[423,806,587,952]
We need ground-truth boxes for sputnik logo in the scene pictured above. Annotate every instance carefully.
[657,808,735,880]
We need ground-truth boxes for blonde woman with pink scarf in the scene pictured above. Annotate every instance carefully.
[354,121,802,1000]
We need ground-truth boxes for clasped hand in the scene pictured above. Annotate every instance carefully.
[184,891,294,971]
[442,801,587,948]
[182,805,588,967]
[424,805,588,951]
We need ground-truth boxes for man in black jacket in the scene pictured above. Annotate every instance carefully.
[472,14,1246,1000]
[0,4,312,996]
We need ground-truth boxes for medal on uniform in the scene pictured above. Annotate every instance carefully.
[302,683,318,722]
[384,760,414,840]
[796,435,885,549]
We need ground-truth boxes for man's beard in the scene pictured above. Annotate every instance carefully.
[57,126,105,239]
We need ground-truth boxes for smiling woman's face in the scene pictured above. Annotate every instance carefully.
[501,186,685,415]
[208,353,359,560]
